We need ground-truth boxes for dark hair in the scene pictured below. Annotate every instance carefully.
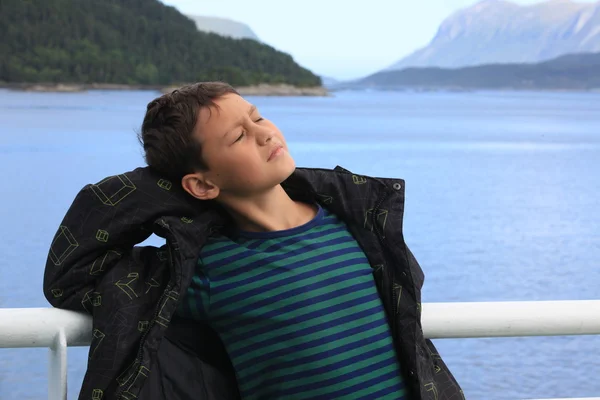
[139,81,239,181]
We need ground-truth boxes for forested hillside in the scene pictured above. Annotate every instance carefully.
[0,0,321,87]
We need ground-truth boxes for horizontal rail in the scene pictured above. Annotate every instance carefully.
[2,300,600,348]
[422,300,600,338]
[0,307,91,348]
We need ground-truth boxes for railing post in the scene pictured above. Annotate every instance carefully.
[48,328,67,400]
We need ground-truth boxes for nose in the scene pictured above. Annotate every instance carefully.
[255,126,274,145]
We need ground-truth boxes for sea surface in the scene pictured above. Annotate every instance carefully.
[0,88,599,400]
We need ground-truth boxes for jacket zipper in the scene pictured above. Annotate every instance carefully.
[373,182,424,393]
[371,188,398,320]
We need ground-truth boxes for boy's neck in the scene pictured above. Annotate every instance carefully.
[220,185,317,233]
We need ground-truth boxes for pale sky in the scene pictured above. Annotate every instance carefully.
[162,0,599,80]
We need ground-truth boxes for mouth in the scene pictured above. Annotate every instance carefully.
[268,145,284,161]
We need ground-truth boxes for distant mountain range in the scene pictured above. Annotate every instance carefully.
[386,0,600,71]
[186,15,260,41]
[341,52,600,90]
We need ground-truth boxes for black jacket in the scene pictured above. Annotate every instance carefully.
[44,166,463,400]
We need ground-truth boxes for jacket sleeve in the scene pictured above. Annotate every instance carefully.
[43,167,197,312]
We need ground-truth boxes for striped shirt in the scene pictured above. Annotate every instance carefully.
[178,205,406,399]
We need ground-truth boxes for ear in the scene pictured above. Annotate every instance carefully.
[181,172,220,201]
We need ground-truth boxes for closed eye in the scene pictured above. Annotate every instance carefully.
[255,117,264,123]
[234,132,245,143]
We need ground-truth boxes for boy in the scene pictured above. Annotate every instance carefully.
[44,82,463,399]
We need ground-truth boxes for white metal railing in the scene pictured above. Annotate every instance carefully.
[1,301,600,400]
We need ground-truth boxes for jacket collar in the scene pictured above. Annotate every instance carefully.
[284,166,404,236]
[167,166,405,258]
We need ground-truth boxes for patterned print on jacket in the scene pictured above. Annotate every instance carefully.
[44,166,464,399]
[178,205,407,400]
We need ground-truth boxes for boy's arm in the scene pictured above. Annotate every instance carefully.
[43,167,196,312]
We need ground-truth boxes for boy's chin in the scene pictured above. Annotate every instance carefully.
[277,162,296,182]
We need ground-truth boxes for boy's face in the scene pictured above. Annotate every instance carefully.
[188,93,295,199]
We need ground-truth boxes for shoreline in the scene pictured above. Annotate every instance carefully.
[328,85,600,93]
[3,82,598,94]
[0,82,330,97]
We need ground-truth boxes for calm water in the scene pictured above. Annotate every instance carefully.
[0,88,599,399]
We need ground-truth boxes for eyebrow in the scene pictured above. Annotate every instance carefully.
[222,105,257,139]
